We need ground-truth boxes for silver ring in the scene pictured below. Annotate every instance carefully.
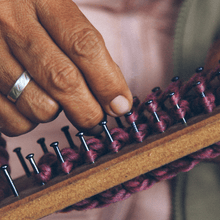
[7,70,31,103]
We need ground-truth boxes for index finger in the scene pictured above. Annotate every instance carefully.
[35,0,133,116]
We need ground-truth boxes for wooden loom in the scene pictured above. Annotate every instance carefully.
[0,102,220,219]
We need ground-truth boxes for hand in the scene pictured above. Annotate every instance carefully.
[0,0,132,136]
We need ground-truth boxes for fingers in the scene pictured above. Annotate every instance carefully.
[0,40,61,124]
[0,94,37,137]
[0,0,132,134]
[35,0,133,116]
[2,13,104,130]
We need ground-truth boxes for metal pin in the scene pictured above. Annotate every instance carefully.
[26,154,45,185]
[124,112,139,133]
[26,153,40,174]
[195,81,206,98]
[76,132,90,152]
[37,138,48,154]
[99,121,114,143]
[115,117,124,129]
[152,87,161,93]
[50,142,65,163]
[61,126,77,150]
[168,92,187,125]
[145,100,160,123]
[76,132,95,163]
[1,164,19,197]
[195,67,204,73]
[152,87,162,97]
[171,76,180,82]
[13,147,31,177]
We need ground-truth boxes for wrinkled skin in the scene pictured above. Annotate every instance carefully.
[0,0,133,136]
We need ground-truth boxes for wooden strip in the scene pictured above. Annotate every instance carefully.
[0,108,220,219]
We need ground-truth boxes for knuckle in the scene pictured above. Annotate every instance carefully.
[70,28,104,60]
[18,82,61,124]
[0,3,36,49]
[32,98,60,123]
[45,61,80,95]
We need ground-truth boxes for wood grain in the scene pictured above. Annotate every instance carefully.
[0,107,220,219]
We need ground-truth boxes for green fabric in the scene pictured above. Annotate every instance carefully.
[173,1,220,219]
[173,163,220,220]
[173,0,220,80]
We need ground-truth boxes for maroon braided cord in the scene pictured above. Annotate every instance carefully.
[60,148,81,174]
[125,110,148,142]
[108,128,130,152]
[36,152,58,183]
[81,137,106,163]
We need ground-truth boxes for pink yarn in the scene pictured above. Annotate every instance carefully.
[108,128,130,152]
[193,79,216,114]
[168,87,190,123]
[125,110,139,125]
[80,138,105,163]
[132,123,148,143]
[62,198,100,212]
[122,174,156,193]
[144,98,159,113]
[36,153,58,183]
[125,110,148,142]
[98,185,131,204]
[189,142,220,160]
[169,100,190,122]
[60,148,81,174]
[148,111,172,133]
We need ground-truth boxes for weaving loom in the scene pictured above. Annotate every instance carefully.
[0,65,220,219]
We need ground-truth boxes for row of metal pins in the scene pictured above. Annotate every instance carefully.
[8,78,195,198]
[0,104,178,200]
[9,72,202,197]
[4,66,212,199]
[0,117,127,198]
[1,79,191,198]
[11,127,69,179]
[2,126,72,197]
[0,100,188,199]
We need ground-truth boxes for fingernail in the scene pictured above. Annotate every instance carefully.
[110,95,131,116]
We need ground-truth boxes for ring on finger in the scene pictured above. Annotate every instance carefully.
[7,70,31,103]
